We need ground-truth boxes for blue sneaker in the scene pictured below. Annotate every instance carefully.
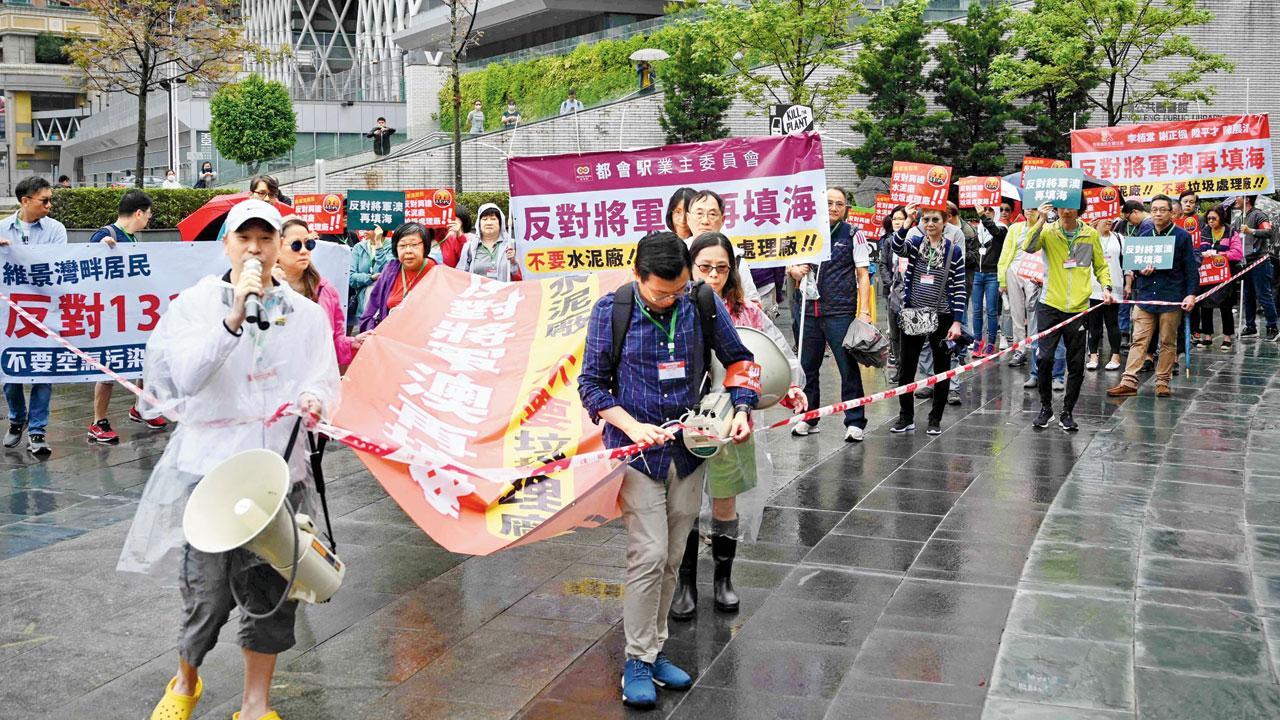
[652,652,693,690]
[621,658,657,709]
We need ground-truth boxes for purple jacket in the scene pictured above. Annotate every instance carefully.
[358,258,401,332]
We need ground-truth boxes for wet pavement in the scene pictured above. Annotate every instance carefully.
[2,329,1279,719]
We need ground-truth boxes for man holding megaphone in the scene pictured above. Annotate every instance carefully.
[116,199,340,720]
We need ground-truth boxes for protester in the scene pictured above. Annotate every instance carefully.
[366,117,396,156]
[57,175,71,188]
[910,202,970,405]
[578,231,756,710]
[1107,194,1197,399]
[1115,199,1154,347]
[118,199,339,720]
[278,217,365,366]
[1236,195,1277,341]
[249,175,291,207]
[466,100,485,135]
[686,189,759,300]
[1022,201,1113,430]
[193,161,216,189]
[1193,206,1243,350]
[888,204,966,435]
[671,232,806,620]
[0,177,66,456]
[560,89,585,115]
[880,205,910,373]
[349,226,392,329]
[87,190,168,444]
[971,205,1008,357]
[1179,190,1208,237]
[458,204,522,281]
[665,186,697,239]
[429,205,472,268]
[786,187,872,441]
[358,222,438,331]
[162,170,182,189]
[997,203,1064,389]
[1087,218,1125,372]
[501,100,522,129]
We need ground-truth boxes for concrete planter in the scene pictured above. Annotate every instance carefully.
[66,228,184,244]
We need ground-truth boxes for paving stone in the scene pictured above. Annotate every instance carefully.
[1135,626,1268,679]
[988,635,1133,711]
[1005,591,1132,643]
[1134,667,1280,720]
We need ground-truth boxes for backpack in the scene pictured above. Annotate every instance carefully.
[608,280,720,400]
[97,224,123,244]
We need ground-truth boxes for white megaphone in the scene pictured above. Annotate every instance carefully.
[183,449,345,605]
[682,326,793,458]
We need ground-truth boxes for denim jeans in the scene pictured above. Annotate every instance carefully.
[1118,303,1132,335]
[4,383,52,432]
[970,271,1000,344]
[1243,260,1279,330]
[798,313,867,429]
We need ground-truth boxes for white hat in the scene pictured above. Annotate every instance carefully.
[224,198,283,234]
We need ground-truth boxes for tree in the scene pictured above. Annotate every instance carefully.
[994,0,1231,129]
[840,0,942,178]
[65,0,273,186]
[991,0,1102,158]
[658,18,731,144]
[446,1,482,193]
[699,0,863,125]
[928,1,1016,177]
[209,75,297,175]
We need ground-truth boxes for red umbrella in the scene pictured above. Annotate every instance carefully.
[177,192,295,242]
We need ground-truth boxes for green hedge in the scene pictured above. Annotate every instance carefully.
[51,187,237,229]
[455,192,510,223]
[438,23,689,132]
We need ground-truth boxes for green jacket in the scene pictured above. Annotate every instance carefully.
[997,221,1032,289]
[1024,220,1113,313]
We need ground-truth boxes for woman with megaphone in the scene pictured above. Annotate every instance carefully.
[117,199,340,720]
[668,232,808,620]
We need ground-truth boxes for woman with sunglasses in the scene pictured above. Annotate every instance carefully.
[667,232,807,621]
[888,204,967,435]
[277,217,364,365]
[359,222,438,331]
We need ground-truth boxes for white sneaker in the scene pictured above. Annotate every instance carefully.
[791,422,818,437]
[1104,359,1121,371]
[844,426,864,442]
[997,333,1009,350]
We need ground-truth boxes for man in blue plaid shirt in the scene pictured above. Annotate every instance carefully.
[579,231,757,710]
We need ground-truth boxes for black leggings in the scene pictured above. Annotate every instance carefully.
[1087,299,1121,357]
[1195,304,1235,337]
[897,313,953,425]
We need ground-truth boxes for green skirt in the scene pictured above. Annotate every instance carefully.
[706,436,759,499]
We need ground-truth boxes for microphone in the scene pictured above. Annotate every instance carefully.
[242,257,269,331]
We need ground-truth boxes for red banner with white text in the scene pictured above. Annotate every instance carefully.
[1071,114,1274,199]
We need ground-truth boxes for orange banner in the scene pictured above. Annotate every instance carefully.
[1082,186,1122,222]
[403,188,457,227]
[957,176,1002,209]
[332,266,632,554]
[890,161,952,210]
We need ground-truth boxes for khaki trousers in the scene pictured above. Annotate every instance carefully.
[620,463,704,663]
[1121,307,1182,388]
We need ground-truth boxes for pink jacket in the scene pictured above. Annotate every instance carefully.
[1203,228,1244,263]
[317,278,357,365]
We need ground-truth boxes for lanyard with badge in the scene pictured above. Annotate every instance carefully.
[1061,226,1082,268]
[920,239,943,287]
[10,213,28,244]
[639,301,685,381]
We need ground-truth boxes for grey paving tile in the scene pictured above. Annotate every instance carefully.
[1005,591,1132,643]
[1134,667,1280,720]
[988,635,1133,712]
[1135,627,1268,680]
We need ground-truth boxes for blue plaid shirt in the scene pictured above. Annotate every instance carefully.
[579,284,758,480]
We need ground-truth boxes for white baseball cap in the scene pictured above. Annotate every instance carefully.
[224,198,283,234]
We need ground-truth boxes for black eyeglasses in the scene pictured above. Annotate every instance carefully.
[289,239,317,252]
[23,196,51,206]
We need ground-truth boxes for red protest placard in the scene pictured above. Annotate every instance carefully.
[872,193,895,229]
[1022,156,1069,190]
[403,188,457,227]
[1179,215,1202,245]
[1198,254,1231,285]
[1081,186,1122,223]
[291,193,346,234]
[956,176,1002,209]
[846,207,878,236]
[1015,253,1046,284]
[889,161,952,210]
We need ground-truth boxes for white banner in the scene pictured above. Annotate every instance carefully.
[0,241,351,383]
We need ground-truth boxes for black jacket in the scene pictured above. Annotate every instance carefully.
[976,217,1007,274]
[367,126,395,155]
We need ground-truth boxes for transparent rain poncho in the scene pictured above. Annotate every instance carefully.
[700,300,805,542]
[117,276,340,578]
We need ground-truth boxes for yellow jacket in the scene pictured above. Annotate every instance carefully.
[997,221,1032,289]
[1024,220,1112,313]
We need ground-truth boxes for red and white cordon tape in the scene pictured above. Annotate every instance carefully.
[0,254,1269,487]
